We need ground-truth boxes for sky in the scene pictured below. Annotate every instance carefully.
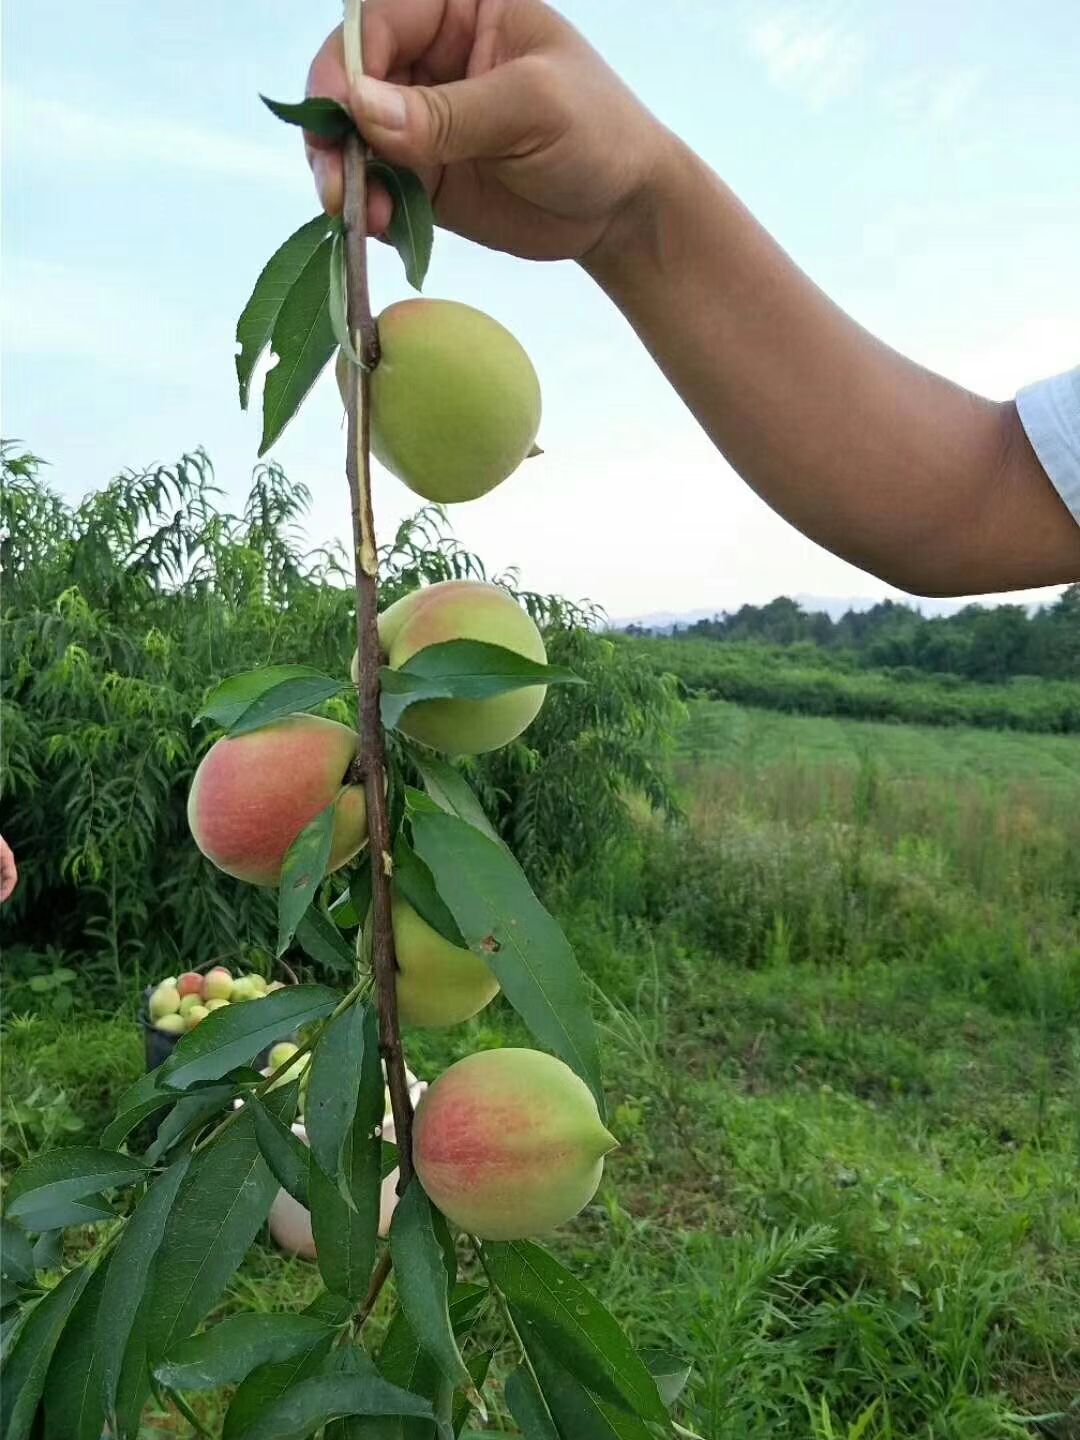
[4,0,1079,621]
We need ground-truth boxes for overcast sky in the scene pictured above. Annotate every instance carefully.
[4,0,1078,619]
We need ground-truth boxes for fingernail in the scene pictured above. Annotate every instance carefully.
[353,76,408,131]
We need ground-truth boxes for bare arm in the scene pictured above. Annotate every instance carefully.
[583,139,1080,595]
[305,0,1080,597]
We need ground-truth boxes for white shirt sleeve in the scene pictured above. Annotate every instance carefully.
[1015,366,1080,525]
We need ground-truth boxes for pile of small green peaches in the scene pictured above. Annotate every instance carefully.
[146,966,287,1036]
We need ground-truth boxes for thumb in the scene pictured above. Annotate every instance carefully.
[349,65,536,168]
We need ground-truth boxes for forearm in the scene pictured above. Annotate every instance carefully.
[584,136,1080,595]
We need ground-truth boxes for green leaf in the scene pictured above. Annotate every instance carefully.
[453,1350,494,1437]
[154,1313,336,1391]
[99,1154,192,1428]
[306,1003,367,1190]
[517,1320,654,1440]
[380,641,583,733]
[296,904,358,972]
[222,1295,347,1440]
[145,1107,279,1360]
[640,1351,692,1409]
[411,752,502,846]
[262,94,355,140]
[157,984,339,1090]
[260,235,336,456]
[368,161,435,292]
[1,1221,36,1286]
[5,1147,148,1227]
[505,1364,560,1440]
[485,1242,667,1423]
[143,1081,243,1164]
[309,1006,382,1300]
[370,1286,487,1440]
[412,812,603,1110]
[102,1069,179,1149]
[278,807,336,957]
[231,1366,434,1440]
[250,1094,310,1209]
[1,1265,91,1440]
[15,1194,115,1233]
[42,1259,110,1440]
[195,665,345,736]
[30,1231,63,1273]
[236,214,333,408]
[389,1180,470,1390]
[393,834,465,947]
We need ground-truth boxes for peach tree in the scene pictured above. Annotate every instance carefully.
[0,7,691,1436]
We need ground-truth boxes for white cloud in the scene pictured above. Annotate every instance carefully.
[883,65,986,129]
[4,89,306,187]
[745,1,868,109]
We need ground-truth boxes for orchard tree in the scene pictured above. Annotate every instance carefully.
[0,7,692,1438]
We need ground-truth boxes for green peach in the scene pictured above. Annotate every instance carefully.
[392,894,500,1028]
[379,580,547,755]
[413,1049,617,1241]
[183,1005,210,1029]
[338,299,541,504]
[149,983,181,1020]
[187,714,367,887]
[154,1013,187,1037]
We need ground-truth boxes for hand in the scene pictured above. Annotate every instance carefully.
[305,0,670,262]
[0,835,17,903]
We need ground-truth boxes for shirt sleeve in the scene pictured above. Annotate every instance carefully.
[1015,366,1080,525]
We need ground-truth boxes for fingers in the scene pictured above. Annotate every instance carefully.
[348,61,547,170]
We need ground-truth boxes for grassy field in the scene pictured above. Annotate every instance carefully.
[3,701,1078,1438]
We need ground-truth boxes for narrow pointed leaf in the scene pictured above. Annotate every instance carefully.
[231,1370,434,1440]
[329,227,363,366]
[368,161,434,292]
[102,1069,179,1148]
[1,1265,91,1440]
[297,904,358,971]
[380,641,582,732]
[99,1154,192,1426]
[453,1351,494,1437]
[516,1320,653,1440]
[260,235,336,455]
[250,1094,310,1209]
[309,1006,382,1299]
[485,1242,667,1423]
[157,984,338,1090]
[393,834,465,947]
[306,1003,367,1188]
[278,807,336,956]
[236,214,333,408]
[505,1364,560,1440]
[6,1147,147,1226]
[1,1222,35,1285]
[262,94,355,140]
[389,1180,470,1389]
[412,812,603,1109]
[145,1108,278,1359]
[196,664,342,731]
[43,1259,110,1440]
[222,1295,347,1440]
[411,752,502,846]
[154,1313,336,1391]
[143,1082,242,1164]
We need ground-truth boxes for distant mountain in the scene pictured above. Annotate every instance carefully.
[613,593,1026,632]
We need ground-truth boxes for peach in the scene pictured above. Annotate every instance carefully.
[354,581,547,755]
[338,299,541,504]
[177,972,203,998]
[154,1014,186,1037]
[392,893,500,1028]
[413,1049,617,1240]
[202,966,233,1001]
[187,714,367,886]
[148,983,181,1020]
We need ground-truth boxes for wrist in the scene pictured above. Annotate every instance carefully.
[581,129,699,292]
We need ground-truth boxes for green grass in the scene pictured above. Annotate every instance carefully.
[3,702,1078,1438]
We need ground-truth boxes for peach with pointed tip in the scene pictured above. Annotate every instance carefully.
[338,299,541,504]
[392,894,500,1028]
[187,714,367,886]
[413,1049,617,1241]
